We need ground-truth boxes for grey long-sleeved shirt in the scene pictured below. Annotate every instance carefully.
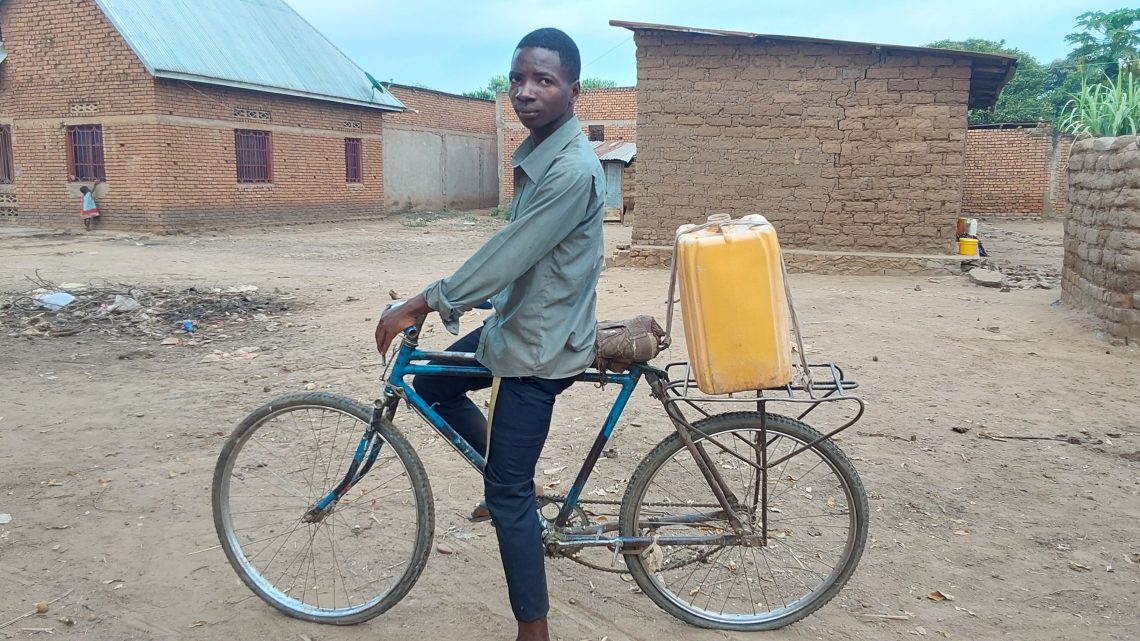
[421,116,605,378]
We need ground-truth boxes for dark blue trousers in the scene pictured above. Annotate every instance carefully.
[413,327,574,622]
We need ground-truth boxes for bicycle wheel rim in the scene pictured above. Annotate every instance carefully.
[215,401,424,620]
[624,416,865,628]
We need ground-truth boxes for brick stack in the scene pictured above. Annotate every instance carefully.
[630,31,974,254]
[497,87,637,206]
[0,0,390,232]
[1062,136,1140,342]
[962,125,1074,216]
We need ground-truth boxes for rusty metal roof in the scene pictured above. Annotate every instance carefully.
[592,140,636,165]
[610,20,1017,110]
[92,0,403,111]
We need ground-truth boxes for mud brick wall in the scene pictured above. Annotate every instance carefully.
[630,30,973,254]
[497,87,637,206]
[0,0,389,232]
[963,126,1073,216]
[1061,136,1140,341]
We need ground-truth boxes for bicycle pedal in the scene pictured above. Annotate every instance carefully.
[610,540,623,566]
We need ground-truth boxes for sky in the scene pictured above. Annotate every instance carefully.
[287,1,1124,95]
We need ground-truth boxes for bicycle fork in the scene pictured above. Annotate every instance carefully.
[301,400,392,523]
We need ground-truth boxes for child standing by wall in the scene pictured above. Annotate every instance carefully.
[80,185,99,230]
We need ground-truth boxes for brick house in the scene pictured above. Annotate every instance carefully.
[383,85,498,211]
[611,21,1016,258]
[496,87,637,208]
[0,0,405,232]
[963,123,1073,217]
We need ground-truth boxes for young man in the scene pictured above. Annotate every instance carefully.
[373,28,604,641]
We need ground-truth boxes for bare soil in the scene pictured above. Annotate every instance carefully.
[1,213,1137,641]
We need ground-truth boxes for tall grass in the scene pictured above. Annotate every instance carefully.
[1058,72,1140,137]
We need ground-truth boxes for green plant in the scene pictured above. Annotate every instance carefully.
[488,207,501,218]
[1058,72,1140,136]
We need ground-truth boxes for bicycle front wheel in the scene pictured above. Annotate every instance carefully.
[212,392,434,624]
[619,412,868,630]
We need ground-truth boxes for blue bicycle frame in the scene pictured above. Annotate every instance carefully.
[380,328,642,527]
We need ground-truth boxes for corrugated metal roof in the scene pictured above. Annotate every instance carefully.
[610,20,1017,110]
[592,140,636,165]
[94,0,403,111]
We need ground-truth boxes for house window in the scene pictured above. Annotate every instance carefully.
[66,125,105,181]
[345,138,362,183]
[235,129,272,183]
[588,125,605,141]
[0,126,13,184]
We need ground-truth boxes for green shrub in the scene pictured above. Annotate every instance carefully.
[1059,72,1140,136]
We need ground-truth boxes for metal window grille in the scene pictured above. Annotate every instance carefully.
[588,125,605,142]
[235,129,272,183]
[66,125,106,182]
[345,138,362,183]
[0,126,13,184]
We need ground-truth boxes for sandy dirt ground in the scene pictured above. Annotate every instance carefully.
[1,212,1137,641]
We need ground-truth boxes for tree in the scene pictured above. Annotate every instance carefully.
[580,78,618,89]
[461,75,508,101]
[463,75,619,99]
[1065,9,1140,76]
[928,38,1056,124]
[1047,9,1140,121]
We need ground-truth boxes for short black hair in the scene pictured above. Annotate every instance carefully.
[516,28,581,82]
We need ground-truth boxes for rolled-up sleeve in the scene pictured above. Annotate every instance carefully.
[421,162,594,334]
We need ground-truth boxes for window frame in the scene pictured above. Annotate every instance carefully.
[234,129,273,184]
[588,124,605,142]
[0,126,13,184]
[345,138,363,183]
[66,124,106,182]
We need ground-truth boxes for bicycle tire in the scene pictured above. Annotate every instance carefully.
[212,392,434,624]
[619,412,868,630]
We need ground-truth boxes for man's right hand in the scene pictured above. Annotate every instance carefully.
[374,293,431,355]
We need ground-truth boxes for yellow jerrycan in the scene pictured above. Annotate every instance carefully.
[676,214,793,394]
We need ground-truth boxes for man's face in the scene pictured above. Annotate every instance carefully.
[509,47,579,134]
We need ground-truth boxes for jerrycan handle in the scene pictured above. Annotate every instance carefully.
[663,214,733,348]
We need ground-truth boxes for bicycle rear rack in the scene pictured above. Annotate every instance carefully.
[659,361,864,435]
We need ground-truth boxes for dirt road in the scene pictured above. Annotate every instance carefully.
[1,212,1136,641]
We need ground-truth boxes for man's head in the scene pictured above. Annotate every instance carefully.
[510,28,581,142]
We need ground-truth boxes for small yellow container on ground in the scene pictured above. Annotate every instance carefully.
[958,237,979,256]
[676,214,793,394]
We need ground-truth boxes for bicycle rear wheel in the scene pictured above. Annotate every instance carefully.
[619,412,868,630]
[212,392,434,624]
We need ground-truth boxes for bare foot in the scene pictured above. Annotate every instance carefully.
[516,617,549,641]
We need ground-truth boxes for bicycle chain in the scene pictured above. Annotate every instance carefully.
[541,493,727,574]
[542,493,721,509]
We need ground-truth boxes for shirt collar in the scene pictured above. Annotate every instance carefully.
[511,115,583,183]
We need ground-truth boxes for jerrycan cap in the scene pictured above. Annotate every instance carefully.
[704,213,732,233]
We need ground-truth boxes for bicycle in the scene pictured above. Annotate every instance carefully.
[211,318,869,631]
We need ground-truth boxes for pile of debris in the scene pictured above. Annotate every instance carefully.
[0,275,300,342]
[966,262,1061,290]
[995,264,1060,290]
